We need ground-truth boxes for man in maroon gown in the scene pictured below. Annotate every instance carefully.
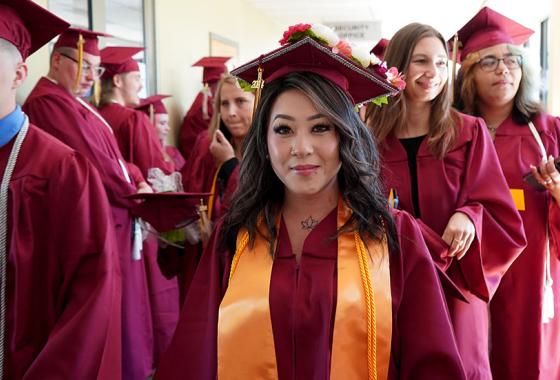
[0,1,121,378]
[178,56,229,160]
[98,46,179,367]
[22,28,154,380]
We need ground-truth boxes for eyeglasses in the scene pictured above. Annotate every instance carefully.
[59,52,106,78]
[476,54,522,72]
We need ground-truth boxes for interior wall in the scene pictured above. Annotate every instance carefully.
[154,0,283,145]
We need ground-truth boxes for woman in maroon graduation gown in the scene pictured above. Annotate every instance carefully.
[136,95,186,172]
[155,23,465,380]
[169,74,254,305]
[454,7,560,380]
[366,23,526,380]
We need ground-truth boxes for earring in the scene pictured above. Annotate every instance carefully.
[265,153,269,160]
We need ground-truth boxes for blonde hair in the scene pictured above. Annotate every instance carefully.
[366,23,460,159]
[207,74,239,138]
[457,44,542,123]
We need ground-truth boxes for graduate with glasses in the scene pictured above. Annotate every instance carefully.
[454,7,560,380]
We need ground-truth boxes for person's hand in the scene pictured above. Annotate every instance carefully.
[441,212,476,260]
[136,181,153,194]
[209,130,235,166]
[530,155,560,205]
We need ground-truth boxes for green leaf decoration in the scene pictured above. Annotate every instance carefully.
[372,96,389,107]
[237,78,253,92]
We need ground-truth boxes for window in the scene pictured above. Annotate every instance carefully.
[48,0,156,95]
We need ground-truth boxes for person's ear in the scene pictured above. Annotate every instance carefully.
[13,62,28,90]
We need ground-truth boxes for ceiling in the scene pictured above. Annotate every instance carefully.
[245,0,551,40]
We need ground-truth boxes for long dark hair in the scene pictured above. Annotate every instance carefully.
[221,72,398,254]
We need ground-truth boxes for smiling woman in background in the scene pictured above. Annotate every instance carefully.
[366,22,526,380]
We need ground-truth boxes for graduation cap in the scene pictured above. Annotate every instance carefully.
[135,94,170,124]
[192,56,231,83]
[100,46,144,80]
[54,27,111,56]
[0,0,69,60]
[136,94,170,115]
[126,192,210,232]
[451,6,534,63]
[231,24,400,107]
[370,38,389,59]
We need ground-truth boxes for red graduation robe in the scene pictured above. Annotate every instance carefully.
[23,77,154,380]
[166,132,239,305]
[178,92,212,160]
[99,102,179,367]
[98,103,174,176]
[489,113,560,380]
[1,124,121,379]
[154,209,466,379]
[165,145,186,172]
[380,113,526,380]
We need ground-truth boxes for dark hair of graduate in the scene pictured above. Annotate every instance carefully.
[220,71,398,255]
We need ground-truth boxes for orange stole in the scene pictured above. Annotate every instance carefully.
[218,202,392,379]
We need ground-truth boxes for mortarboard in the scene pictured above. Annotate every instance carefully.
[451,7,534,63]
[370,38,389,59]
[126,192,209,232]
[100,46,144,80]
[136,94,170,115]
[231,23,402,108]
[0,0,69,60]
[192,56,231,83]
[135,94,170,124]
[54,27,111,56]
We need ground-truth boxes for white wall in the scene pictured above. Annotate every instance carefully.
[154,0,283,144]
[17,0,49,105]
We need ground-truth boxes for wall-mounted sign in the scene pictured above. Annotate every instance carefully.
[325,21,381,42]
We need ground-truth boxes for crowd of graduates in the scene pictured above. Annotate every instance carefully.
[1,0,560,379]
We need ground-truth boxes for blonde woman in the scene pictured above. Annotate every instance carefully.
[166,74,255,305]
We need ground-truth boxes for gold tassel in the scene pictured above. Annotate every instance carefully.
[251,66,265,121]
[74,33,85,93]
[92,79,101,106]
[202,83,210,120]
[450,33,459,101]
[197,198,212,247]
[149,104,155,124]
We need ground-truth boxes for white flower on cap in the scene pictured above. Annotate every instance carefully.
[310,23,340,48]
[370,53,382,66]
[350,43,371,68]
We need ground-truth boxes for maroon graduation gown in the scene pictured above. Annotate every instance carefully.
[178,92,212,160]
[169,132,238,305]
[99,102,179,367]
[490,113,560,380]
[23,77,154,379]
[98,103,174,176]
[154,209,466,379]
[165,145,186,172]
[1,125,121,379]
[380,113,526,380]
